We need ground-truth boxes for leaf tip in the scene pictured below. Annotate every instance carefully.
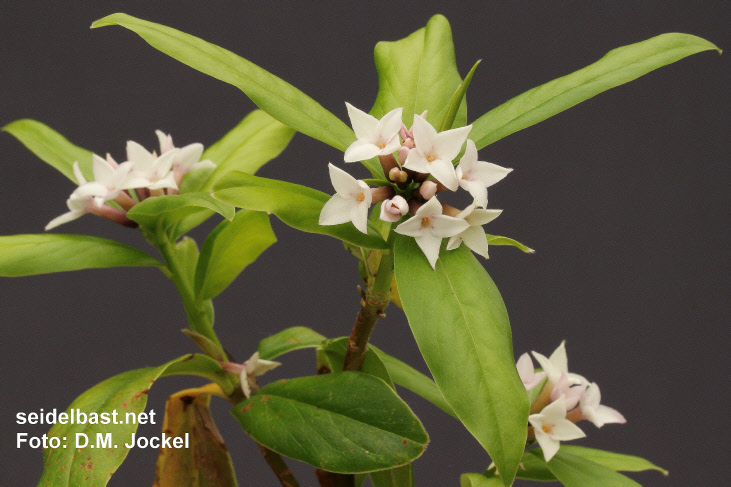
[90,13,124,29]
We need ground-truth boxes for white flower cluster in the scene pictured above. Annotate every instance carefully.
[319,103,512,268]
[518,342,626,461]
[46,131,214,230]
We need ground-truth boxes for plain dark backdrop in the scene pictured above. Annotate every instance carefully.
[0,2,727,486]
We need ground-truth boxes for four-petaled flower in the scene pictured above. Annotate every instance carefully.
[239,352,281,398]
[124,140,179,190]
[529,395,587,461]
[403,115,472,191]
[344,104,403,163]
[446,203,502,259]
[532,341,585,387]
[456,139,512,208]
[156,130,215,186]
[580,382,627,428]
[319,163,373,234]
[395,196,469,269]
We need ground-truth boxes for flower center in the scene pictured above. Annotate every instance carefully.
[426,153,437,163]
[420,217,431,227]
[541,424,553,434]
[356,192,365,202]
[377,142,386,149]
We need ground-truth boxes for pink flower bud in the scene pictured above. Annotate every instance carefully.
[379,195,409,222]
[398,146,411,165]
[419,180,438,200]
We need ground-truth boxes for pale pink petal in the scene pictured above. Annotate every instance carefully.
[72,161,86,185]
[350,201,370,234]
[474,162,513,188]
[593,405,627,426]
[516,353,535,383]
[446,234,462,251]
[458,139,478,173]
[92,154,115,184]
[402,149,429,173]
[374,107,404,143]
[534,429,560,462]
[175,143,205,170]
[549,420,586,441]
[466,208,502,227]
[126,140,155,169]
[549,341,569,378]
[411,115,438,155]
[45,210,85,231]
[459,179,488,208]
[380,201,401,222]
[394,216,425,238]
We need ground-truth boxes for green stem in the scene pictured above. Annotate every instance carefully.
[156,233,226,359]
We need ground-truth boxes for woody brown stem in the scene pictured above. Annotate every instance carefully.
[258,444,300,487]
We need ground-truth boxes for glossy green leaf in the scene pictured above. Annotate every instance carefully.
[92,14,354,151]
[375,347,456,418]
[231,373,428,473]
[195,210,276,300]
[174,236,199,289]
[39,354,228,487]
[460,473,504,487]
[182,330,227,362]
[0,234,161,277]
[126,193,234,238]
[3,119,93,183]
[318,337,394,388]
[527,450,641,487]
[197,110,296,191]
[370,463,415,487]
[213,171,389,250]
[394,236,528,486]
[440,60,480,132]
[371,15,467,130]
[257,326,327,360]
[486,234,535,254]
[470,33,720,149]
[559,445,668,476]
[512,450,557,481]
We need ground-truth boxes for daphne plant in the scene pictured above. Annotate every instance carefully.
[0,10,718,487]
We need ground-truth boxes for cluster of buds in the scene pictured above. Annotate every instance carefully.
[45,131,214,230]
[319,103,512,268]
[518,342,626,461]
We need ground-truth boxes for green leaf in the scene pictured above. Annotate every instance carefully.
[393,236,528,486]
[440,60,480,132]
[486,234,535,254]
[257,326,327,360]
[370,463,415,487]
[374,347,457,418]
[39,354,229,487]
[3,119,93,183]
[513,450,557,481]
[559,445,668,476]
[197,110,296,191]
[318,337,394,388]
[0,234,162,277]
[470,33,721,149]
[231,373,428,473]
[213,171,389,250]
[92,14,354,152]
[182,330,227,362]
[371,15,467,129]
[126,193,235,238]
[528,449,641,487]
[460,473,504,487]
[174,236,200,290]
[195,210,276,300]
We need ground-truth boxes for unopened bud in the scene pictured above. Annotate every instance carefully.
[379,195,409,222]
[378,154,398,176]
[403,138,415,149]
[418,181,438,200]
[398,146,411,165]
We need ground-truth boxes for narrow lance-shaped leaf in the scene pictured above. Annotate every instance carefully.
[559,446,668,476]
[197,109,295,192]
[195,209,276,300]
[213,171,389,250]
[486,234,535,254]
[92,14,354,151]
[0,234,162,277]
[371,14,467,129]
[39,354,229,487]
[256,326,327,360]
[460,473,504,487]
[232,373,428,473]
[3,119,93,183]
[470,33,720,149]
[394,236,529,486]
[531,449,642,487]
[440,60,481,132]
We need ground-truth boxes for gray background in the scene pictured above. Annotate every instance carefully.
[0,1,727,485]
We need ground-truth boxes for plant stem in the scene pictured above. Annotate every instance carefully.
[258,444,301,487]
[343,248,394,372]
[156,234,226,359]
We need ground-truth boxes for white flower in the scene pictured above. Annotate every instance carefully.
[580,382,627,428]
[45,183,106,231]
[403,115,471,191]
[239,352,281,398]
[379,195,409,222]
[532,341,585,387]
[516,353,548,391]
[123,140,178,190]
[446,203,502,259]
[319,163,372,234]
[550,373,588,411]
[155,130,215,185]
[529,395,586,461]
[455,139,512,208]
[343,104,403,163]
[394,196,469,269]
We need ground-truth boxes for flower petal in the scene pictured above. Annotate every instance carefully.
[460,179,489,208]
[45,210,85,231]
[474,162,513,188]
[533,429,560,462]
[344,139,381,163]
[350,201,370,234]
[430,215,470,238]
[328,163,360,196]
[319,194,354,226]
[428,159,459,191]
[460,225,490,259]
[549,420,586,442]
[415,233,443,269]
[433,124,472,161]
[466,208,502,227]
[346,102,379,140]
[402,149,429,173]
